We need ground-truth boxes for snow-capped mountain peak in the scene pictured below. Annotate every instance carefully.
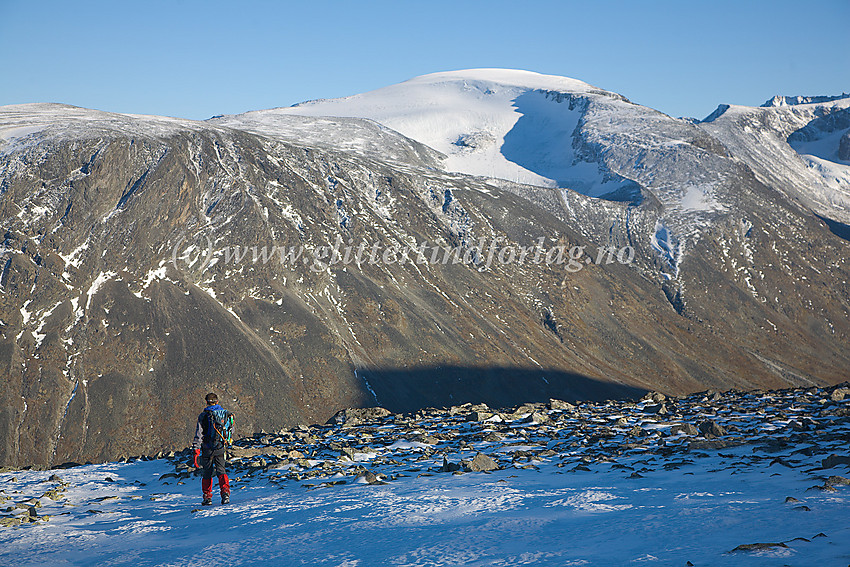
[239,69,632,193]
[761,93,850,107]
[295,68,601,102]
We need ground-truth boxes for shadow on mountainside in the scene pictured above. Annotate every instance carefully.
[498,90,581,188]
[500,90,643,204]
[816,214,850,242]
[357,365,648,414]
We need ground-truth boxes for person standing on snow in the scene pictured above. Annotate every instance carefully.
[192,392,234,505]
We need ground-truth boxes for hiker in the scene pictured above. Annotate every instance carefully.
[191,392,234,505]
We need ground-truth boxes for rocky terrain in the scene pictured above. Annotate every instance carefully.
[1,383,850,565]
[1,71,849,469]
[192,382,850,494]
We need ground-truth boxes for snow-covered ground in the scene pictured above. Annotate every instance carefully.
[3,387,850,566]
[2,453,848,566]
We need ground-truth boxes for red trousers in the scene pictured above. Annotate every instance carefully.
[202,474,230,497]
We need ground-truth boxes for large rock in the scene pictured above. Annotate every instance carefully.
[826,475,850,486]
[830,387,850,402]
[671,423,699,436]
[441,457,462,473]
[549,399,576,411]
[468,453,499,472]
[643,392,666,403]
[362,470,386,485]
[467,411,494,422]
[822,454,850,469]
[730,542,788,553]
[644,403,668,415]
[698,420,726,439]
[524,412,550,424]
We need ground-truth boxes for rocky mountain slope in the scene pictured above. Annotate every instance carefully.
[0,70,848,468]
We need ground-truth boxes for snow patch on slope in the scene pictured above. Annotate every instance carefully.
[85,271,117,310]
[651,220,683,277]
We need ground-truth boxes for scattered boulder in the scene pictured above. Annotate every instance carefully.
[514,403,540,415]
[327,407,392,427]
[698,420,726,438]
[524,412,550,424]
[644,403,668,415]
[670,423,699,436]
[822,454,850,469]
[688,439,733,450]
[467,411,494,422]
[41,487,65,501]
[362,470,386,485]
[730,542,788,553]
[642,392,666,403]
[468,453,499,472]
[768,457,794,469]
[441,457,462,473]
[830,387,850,402]
[9,382,850,537]
[628,425,644,437]
[825,475,850,486]
[50,462,83,470]
[549,399,575,411]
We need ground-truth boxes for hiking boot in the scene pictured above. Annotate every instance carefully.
[221,494,230,505]
[202,496,212,506]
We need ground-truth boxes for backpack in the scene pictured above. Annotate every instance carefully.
[204,409,234,450]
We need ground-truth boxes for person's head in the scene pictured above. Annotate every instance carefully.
[205,392,218,406]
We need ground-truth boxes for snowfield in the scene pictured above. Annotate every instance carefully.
[220,69,638,196]
[2,387,850,566]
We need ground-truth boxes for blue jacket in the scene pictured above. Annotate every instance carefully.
[192,405,232,452]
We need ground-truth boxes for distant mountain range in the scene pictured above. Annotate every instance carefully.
[1,69,848,467]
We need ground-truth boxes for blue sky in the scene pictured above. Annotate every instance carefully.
[1,0,848,121]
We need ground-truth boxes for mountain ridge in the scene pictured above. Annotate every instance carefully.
[0,70,848,468]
